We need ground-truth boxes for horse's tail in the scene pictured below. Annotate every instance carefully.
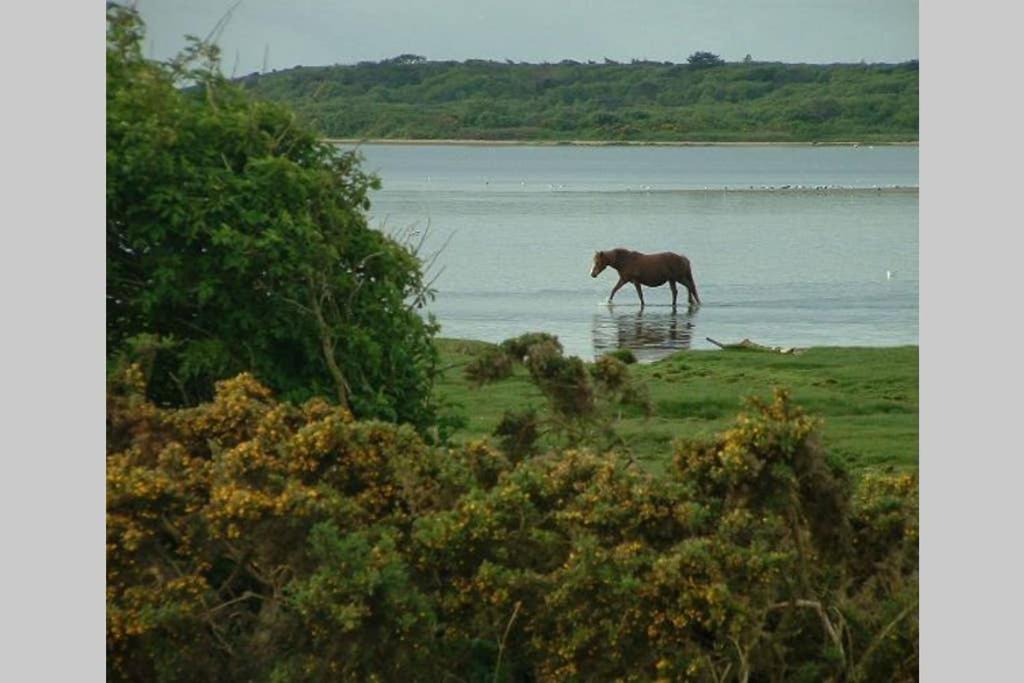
[681,254,700,304]
[690,277,701,304]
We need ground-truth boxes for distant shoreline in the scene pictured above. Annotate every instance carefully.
[325,138,919,148]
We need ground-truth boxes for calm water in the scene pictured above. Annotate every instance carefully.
[349,144,918,361]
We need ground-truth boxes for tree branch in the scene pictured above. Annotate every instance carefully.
[851,598,918,681]
[493,600,522,683]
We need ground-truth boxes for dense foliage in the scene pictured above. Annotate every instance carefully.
[687,52,726,69]
[106,7,439,427]
[108,365,917,681]
[239,56,918,142]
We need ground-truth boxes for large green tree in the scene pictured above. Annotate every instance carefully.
[106,6,439,427]
[687,50,726,68]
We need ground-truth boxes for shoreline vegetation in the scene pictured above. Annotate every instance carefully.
[242,58,918,143]
[326,137,919,147]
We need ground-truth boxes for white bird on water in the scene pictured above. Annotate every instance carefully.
[886,270,895,280]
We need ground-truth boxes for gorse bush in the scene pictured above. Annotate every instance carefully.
[492,408,542,462]
[106,367,464,680]
[473,334,652,453]
[499,332,563,362]
[464,346,515,386]
[106,6,439,428]
[108,368,917,681]
[604,348,638,364]
[524,342,596,419]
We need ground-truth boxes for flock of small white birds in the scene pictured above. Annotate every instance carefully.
[420,176,899,279]
[428,178,905,193]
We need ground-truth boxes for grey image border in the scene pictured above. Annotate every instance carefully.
[3,1,105,680]
[919,1,1023,680]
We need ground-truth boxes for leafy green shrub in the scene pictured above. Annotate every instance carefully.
[468,334,653,452]
[591,355,653,417]
[492,408,542,461]
[463,346,515,386]
[524,343,596,419]
[604,348,638,364]
[106,6,439,428]
[499,332,563,362]
[591,354,630,390]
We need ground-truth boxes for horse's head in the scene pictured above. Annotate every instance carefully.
[591,251,608,278]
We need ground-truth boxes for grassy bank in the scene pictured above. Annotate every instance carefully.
[435,339,918,475]
[325,138,918,147]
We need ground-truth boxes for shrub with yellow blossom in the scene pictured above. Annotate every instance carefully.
[108,371,916,681]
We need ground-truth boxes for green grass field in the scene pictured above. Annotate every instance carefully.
[434,339,918,476]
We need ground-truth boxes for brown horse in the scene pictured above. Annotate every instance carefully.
[590,248,700,308]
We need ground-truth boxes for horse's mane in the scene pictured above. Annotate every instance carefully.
[608,248,638,267]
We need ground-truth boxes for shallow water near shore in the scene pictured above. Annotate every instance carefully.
[351,143,918,361]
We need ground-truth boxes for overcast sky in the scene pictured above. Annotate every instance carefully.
[135,0,918,74]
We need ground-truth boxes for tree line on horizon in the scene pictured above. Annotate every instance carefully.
[238,52,918,142]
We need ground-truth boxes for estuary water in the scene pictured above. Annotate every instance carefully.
[350,143,918,361]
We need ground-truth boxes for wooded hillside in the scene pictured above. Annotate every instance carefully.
[239,57,918,142]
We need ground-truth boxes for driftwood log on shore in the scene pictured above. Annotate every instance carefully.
[706,337,805,355]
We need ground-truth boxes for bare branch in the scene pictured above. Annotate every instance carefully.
[277,293,314,315]
[769,599,844,660]
[305,272,352,407]
[423,264,447,293]
[421,228,455,276]
[852,599,918,681]
[493,600,522,683]
[206,590,263,616]
[203,0,244,46]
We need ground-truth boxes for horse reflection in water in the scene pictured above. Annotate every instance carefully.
[592,305,698,363]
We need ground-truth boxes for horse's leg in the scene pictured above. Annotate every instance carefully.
[633,282,645,308]
[669,281,678,308]
[608,277,628,303]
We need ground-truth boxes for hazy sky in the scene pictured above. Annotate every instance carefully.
[135,0,918,74]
